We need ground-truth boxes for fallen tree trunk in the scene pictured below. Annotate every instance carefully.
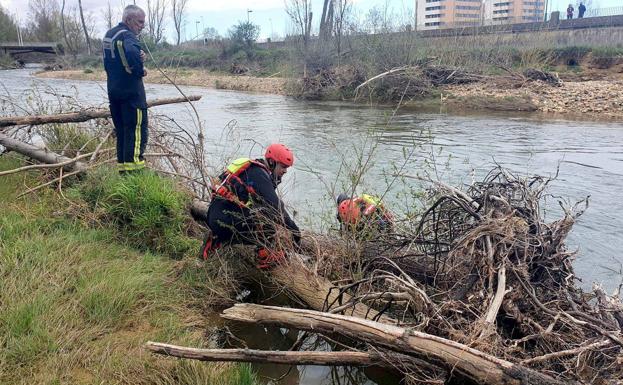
[0,95,202,128]
[0,133,88,173]
[147,342,389,366]
[222,304,571,385]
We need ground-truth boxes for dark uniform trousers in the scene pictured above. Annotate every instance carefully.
[110,101,148,171]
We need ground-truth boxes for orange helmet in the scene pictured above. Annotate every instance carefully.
[265,143,294,167]
[338,199,361,224]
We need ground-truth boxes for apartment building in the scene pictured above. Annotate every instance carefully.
[416,0,544,29]
[416,0,483,29]
[483,0,545,23]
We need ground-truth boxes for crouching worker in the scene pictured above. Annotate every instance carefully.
[202,143,300,269]
[336,193,393,235]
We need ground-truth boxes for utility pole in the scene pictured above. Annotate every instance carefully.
[195,20,200,39]
[247,9,253,23]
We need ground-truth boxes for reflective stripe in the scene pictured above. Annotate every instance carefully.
[133,109,142,164]
[103,29,128,59]
[227,158,252,174]
[116,40,132,74]
[117,161,145,171]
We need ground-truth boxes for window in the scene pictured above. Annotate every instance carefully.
[455,5,480,10]
[493,9,509,13]
[425,21,443,26]
[425,13,443,18]
[524,1,543,6]
[425,0,443,3]
[426,5,446,10]
[455,12,480,17]
[523,8,541,13]
[494,2,512,6]
[522,15,540,20]
[493,16,510,19]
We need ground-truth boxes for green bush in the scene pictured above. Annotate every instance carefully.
[76,167,196,258]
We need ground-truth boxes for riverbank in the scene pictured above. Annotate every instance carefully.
[36,68,288,95]
[36,67,623,119]
[0,157,257,384]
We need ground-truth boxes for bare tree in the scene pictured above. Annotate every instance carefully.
[333,0,352,57]
[77,0,91,54]
[60,0,75,54]
[103,1,115,30]
[146,0,167,44]
[27,0,61,42]
[319,0,332,40]
[285,0,313,49]
[171,0,189,45]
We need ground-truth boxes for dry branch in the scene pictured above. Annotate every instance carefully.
[0,95,201,128]
[222,304,570,385]
[147,342,385,366]
[0,133,88,173]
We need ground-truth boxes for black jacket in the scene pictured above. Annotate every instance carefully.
[214,159,300,237]
[103,23,146,108]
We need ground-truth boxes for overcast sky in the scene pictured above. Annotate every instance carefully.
[0,0,619,42]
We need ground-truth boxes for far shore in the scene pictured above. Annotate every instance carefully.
[36,68,623,120]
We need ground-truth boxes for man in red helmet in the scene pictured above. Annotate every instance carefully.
[336,193,393,235]
[201,143,300,268]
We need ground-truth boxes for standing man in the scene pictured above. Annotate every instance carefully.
[103,5,148,173]
[578,2,586,18]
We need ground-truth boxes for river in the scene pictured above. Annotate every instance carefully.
[1,67,622,384]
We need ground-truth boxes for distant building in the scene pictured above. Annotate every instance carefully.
[416,0,545,29]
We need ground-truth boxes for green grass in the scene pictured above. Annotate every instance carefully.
[0,156,258,385]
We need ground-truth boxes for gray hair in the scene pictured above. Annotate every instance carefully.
[122,5,145,23]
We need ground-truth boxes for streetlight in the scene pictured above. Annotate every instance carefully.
[247,9,253,23]
[195,20,200,39]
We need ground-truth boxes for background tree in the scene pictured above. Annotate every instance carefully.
[146,0,168,45]
[27,0,62,42]
[333,0,352,57]
[78,0,91,54]
[171,0,189,45]
[285,0,313,49]
[228,21,260,49]
[103,1,115,30]
[0,6,19,42]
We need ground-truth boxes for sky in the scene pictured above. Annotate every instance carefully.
[0,0,620,42]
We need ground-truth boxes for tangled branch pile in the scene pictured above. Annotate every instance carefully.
[296,168,622,384]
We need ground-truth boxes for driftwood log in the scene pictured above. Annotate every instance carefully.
[0,133,88,173]
[0,95,201,128]
[146,341,420,368]
[222,304,570,385]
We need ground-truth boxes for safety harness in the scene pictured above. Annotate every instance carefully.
[211,158,271,208]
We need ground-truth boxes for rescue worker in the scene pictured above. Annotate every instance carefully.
[103,5,148,173]
[202,144,300,268]
[336,193,393,235]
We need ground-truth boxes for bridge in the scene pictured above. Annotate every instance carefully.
[0,42,63,56]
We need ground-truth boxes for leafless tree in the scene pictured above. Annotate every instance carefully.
[27,0,61,42]
[77,0,91,54]
[285,0,313,49]
[171,0,189,45]
[103,1,115,30]
[333,0,352,57]
[60,0,75,54]
[146,0,168,44]
[319,0,333,41]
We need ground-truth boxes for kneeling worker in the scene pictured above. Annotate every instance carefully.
[336,193,393,234]
[202,143,300,268]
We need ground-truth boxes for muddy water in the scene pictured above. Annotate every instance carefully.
[2,67,623,384]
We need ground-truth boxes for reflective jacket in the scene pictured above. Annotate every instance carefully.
[102,23,146,108]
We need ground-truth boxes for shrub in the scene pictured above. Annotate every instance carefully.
[76,167,196,258]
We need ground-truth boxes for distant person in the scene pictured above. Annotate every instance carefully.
[103,5,148,173]
[578,2,586,18]
[566,4,574,19]
[336,193,393,235]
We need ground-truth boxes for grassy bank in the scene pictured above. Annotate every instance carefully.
[0,156,255,384]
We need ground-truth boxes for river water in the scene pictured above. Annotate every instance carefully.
[2,67,622,384]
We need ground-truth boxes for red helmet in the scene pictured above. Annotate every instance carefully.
[265,143,294,167]
[338,199,361,224]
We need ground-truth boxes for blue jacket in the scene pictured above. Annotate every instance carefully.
[102,23,147,108]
